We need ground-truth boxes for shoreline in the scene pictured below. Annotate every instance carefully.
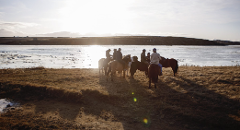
[1,66,240,129]
[1,36,240,45]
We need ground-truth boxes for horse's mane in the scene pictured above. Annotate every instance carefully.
[132,56,138,62]
[123,54,131,60]
[160,56,166,60]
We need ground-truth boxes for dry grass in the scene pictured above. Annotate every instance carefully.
[0,66,240,129]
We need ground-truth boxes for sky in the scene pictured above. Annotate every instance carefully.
[0,0,240,41]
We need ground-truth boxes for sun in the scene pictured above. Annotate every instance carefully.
[81,45,107,68]
[59,0,133,35]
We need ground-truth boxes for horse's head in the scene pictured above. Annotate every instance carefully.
[123,54,131,63]
[132,56,138,62]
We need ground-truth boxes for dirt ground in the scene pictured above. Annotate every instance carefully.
[0,66,240,130]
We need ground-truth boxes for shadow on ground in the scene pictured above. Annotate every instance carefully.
[1,73,240,130]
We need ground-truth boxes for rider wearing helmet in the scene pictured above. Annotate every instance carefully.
[150,48,162,76]
[146,52,150,64]
[112,49,117,60]
[116,48,126,68]
[141,49,148,65]
[106,49,112,62]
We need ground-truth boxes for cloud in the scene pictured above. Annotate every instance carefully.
[0,28,25,37]
[35,31,192,38]
[0,21,39,36]
[127,0,240,25]
[0,22,38,28]
[36,31,131,37]
[36,31,81,37]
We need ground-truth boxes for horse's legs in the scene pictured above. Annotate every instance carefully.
[145,71,148,78]
[170,60,178,76]
[171,66,176,76]
[130,72,134,79]
[107,65,111,76]
[171,66,174,75]
[154,83,156,88]
[148,78,151,89]
[111,72,113,81]
[104,66,107,75]
[98,65,101,74]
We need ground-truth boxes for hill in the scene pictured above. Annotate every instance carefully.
[1,36,239,45]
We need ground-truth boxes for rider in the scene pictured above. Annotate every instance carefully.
[106,49,112,62]
[146,52,150,64]
[112,49,117,60]
[150,48,162,76]
[116,48,126,68]
[141,49,148,65]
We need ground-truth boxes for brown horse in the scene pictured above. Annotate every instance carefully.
[159,56,178,76]
[148,64,160,88]
[108,54,131,81]
[130,56,148,78]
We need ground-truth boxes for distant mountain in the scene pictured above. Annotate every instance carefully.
[0,36,239,45]
[213,40,240,45]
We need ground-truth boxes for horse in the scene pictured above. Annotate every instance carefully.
[148,64,160,88]
[108,54,131,81]
[159,56,178,76]
[98,58,111,75]
[130,56,148,78]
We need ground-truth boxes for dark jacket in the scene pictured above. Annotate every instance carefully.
[113,51,117,60]
[141,52,146,62]
[116,51,122,61]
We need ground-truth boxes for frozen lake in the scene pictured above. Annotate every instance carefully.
[0,45,240,69]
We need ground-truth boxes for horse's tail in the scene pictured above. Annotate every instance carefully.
[174,60,178,75]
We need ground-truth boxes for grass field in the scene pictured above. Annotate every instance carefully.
[0,66,240,129]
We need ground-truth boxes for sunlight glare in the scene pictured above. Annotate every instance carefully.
[143,118,148,124]
[82,45,107,68]
[133,97,137,102]
[59,0,134,34]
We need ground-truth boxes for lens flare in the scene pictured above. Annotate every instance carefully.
[143,118,148,124]
[133,98,137,102]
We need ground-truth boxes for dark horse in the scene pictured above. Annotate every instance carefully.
[148,64,160,88]
[159,56,178,76]
[130,56,148,78]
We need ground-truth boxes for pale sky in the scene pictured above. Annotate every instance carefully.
[0,0,240,41]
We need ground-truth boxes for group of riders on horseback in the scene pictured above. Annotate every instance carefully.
[100,47,178,88]
[105,47,163,76]
[106,48,126,69]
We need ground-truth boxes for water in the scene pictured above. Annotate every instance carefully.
[0,99,19,113]
[0,45,240,69]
